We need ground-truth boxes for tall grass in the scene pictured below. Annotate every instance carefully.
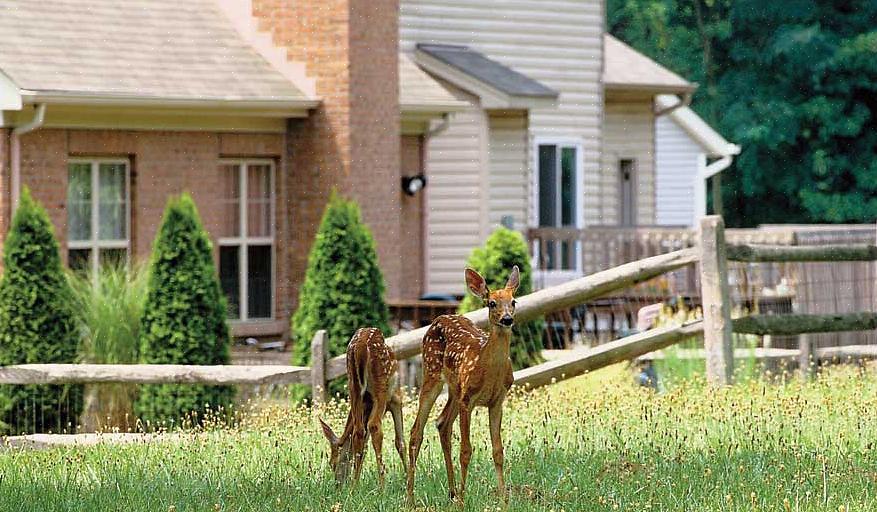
[69,264,148,431]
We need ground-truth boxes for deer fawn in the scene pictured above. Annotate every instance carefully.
[406,266,520,502]
[319,327,407,485]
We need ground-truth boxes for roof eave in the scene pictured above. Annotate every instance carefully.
[604,82,697,95]
[400,101,469,116]
[19,90,320,117]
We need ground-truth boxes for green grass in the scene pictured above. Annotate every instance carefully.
[0,365,875,511]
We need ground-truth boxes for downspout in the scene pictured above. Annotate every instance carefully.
[11,103,46,211]
[699,154,734,218]
[427,112,451,137]
[654,91,692,117]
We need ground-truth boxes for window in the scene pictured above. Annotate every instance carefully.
[619,159,637,227]
[219,161,274,320]
[536,142,580,271]
[67,159,129,275]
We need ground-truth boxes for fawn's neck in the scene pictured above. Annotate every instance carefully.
[482,323,512,364]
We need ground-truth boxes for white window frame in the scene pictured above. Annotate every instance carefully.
[531,137,584,276]
[218,159,276,322]
[67,157,131,277]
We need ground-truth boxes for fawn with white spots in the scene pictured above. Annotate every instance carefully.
[319,327,407,486]
[406,266,520,503]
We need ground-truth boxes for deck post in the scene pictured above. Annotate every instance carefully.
[310,330,328,404]
[699,216,734,385]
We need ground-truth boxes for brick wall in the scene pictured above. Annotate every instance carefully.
[400,134,424,298]
[253,0,404,301]
[16,128,289,331]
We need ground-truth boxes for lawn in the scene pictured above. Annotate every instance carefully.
[0,365,875,511]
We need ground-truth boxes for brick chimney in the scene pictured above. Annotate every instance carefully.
[251,0,403,300]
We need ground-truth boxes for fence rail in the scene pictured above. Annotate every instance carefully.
[1,217,875,402]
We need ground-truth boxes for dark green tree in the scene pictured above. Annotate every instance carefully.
[291,193,390,397]
[458,227,544,369]
[609,0,877,226]
[134,194,233,426]
[0,188,82,434]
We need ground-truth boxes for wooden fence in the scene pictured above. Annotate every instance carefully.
[1,216,875,397]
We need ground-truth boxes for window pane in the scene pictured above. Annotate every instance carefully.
[220,246,241,319]
[68,249,92,275]
[560,148,576,227]
[247,245,272,319]
[247,164,271,238]
[67,163,92,241]
[99,248,127,269]
[538,145,558,228]
[220,164,240,238]
[98,163,126,240]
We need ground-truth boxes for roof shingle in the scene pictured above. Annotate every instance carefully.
[603,34,694,93]
[0,0,310,103]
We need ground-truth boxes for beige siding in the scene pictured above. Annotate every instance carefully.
[402,0,604,294]
[488,112,528,230]
[602,99,655,225]
[655,114,703,226]
[423,84,487,294]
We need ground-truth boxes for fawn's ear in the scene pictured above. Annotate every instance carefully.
[319,418,338,445]
[505,265,520,293]
[465,268,489,300]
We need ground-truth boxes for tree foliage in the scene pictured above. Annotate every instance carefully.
[458,227,544,369]
[609,0,877,225]
[134,194,233,425]
[291,193,390,397]
[0,189,82,434]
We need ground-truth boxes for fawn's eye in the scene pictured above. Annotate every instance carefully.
[488,300,497,308]
[511,300,517,307]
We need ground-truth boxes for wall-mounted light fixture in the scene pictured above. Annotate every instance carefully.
[401,174,427,196]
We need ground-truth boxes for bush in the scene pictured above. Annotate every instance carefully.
[134,194,234,426]
[0,189,82,434]
[70,263,147,431]
[458,227,544,369]
[291,193,390,398]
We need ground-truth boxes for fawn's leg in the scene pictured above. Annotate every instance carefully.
[436,393,460,498]
[388,393,407,473]
[458,401,473,499]
[368,392,389,487]
[488,401,507,498]
[406,376,442,501]
[351,394,368,483]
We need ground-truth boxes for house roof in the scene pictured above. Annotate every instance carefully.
[656,94,740,157]
[414,43,558,109]
[399,54,468,114]
[0,0,316,109]
[603,34,695,94]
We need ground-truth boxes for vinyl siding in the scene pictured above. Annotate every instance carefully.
[655,114,703,226]
[488,112,528,230]
[401,0,604,294]
[601,100,655,225]
[422,83,487,294]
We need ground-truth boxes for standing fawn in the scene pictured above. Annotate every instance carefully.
[407,266,520,502]
[319,327,407,485]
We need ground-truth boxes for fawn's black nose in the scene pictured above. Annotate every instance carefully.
[500,315,514,327]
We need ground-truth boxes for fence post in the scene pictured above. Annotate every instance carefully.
[310,330,328,404]
[699,216,734,385]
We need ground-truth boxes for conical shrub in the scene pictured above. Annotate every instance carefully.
[134,194,233,426]
[0,188,82,434]
[458,227,544,369]
[291,193,390,398]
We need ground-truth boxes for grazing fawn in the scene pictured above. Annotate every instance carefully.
[407,266,520,502]
[319,327,407,485]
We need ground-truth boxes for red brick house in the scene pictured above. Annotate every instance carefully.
[0,0,462,340]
